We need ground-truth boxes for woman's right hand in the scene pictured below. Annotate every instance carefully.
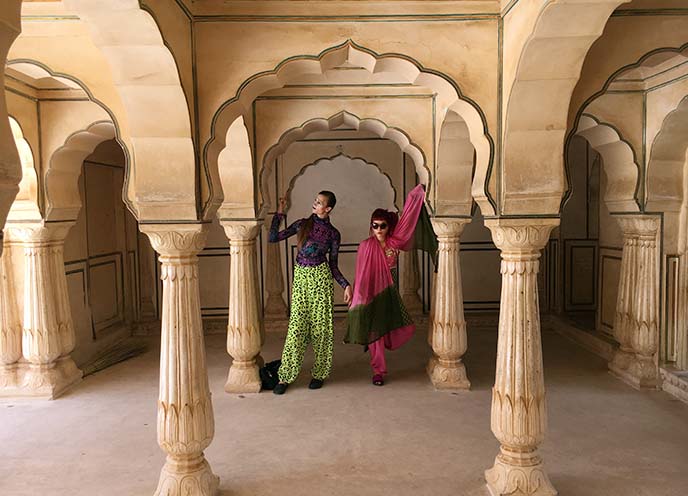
[277,197,287,214]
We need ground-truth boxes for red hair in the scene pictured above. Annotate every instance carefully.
[370,208,399,235]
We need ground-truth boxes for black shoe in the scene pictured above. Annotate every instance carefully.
[308,378,324,390]
[273,383,288,395]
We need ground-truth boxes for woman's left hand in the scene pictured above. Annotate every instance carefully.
[343,285,353,306]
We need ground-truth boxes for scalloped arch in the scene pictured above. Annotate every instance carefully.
[205,41,493,219]
[254,111,427,219]
[574,114,641,213]
[284,152,399,213]
[45,121,117,221]
[646,95,688,213]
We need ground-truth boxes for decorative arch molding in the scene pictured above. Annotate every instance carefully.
[502,0,627,215]
[284,152,400,213]
[6,59,134,217]
[564,44,688,211]
[0,1,23,232]
[437,110,475,217]
[574,114,641,213]
[255,111,426,220]
[646,95,688,213]
[205,40,494,219]
[61,0,196,222]
[6,116,40,222]
[45,121,117,222]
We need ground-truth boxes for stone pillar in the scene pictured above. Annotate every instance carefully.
[0,236,22,393]
[427,218,471,390]
[221,220,264,393]
[7,222,82,398]
[608,218,638,375]
[400,249,423,314]
[141,224,219,496]
[263,227,288,322]
[484,218,558,496]
[609,215,660,389]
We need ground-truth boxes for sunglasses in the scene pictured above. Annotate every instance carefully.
[371,222,388,230]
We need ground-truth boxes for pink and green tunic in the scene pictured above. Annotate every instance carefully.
[345,184,436,347]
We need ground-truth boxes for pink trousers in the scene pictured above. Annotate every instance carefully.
[369,325,415,375]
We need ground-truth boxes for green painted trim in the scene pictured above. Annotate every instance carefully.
[432,94,437,209]
[193,14,499,23]
[283,83,415,88]
[641,92,647,211]
[502,0,521,18]
[611,9,688,17]
[618,59,688,83]
[495,15,503,215]
[20,15,80,22]
[254,94,432,101]
[202,39,496,217]
[482,214,560,220]
[647,72,688,92]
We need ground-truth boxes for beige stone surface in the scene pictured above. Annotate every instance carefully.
[2,327,688,495]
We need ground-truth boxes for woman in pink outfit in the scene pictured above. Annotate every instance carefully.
[344,184,434,386]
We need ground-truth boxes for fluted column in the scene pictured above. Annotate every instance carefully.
[0,234,22,393]
[263,227,288,322]
[400,249,423,314]
[221,220,264,393]
[609,215,660,389]
[6,222,82,398]
[608,219,638,375]
[484,218,558,496]
[427,218,471,390]
[141,224,218,496]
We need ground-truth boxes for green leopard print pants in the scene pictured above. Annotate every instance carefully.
[278,262,334,383]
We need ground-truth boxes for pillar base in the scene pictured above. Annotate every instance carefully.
[610,354,660,390]
[1,357,82,399]
[224,359,261,393]
[485,448,557,496]
[608,347,633,373]
[427,356,471,390]
[0,364,18,391]
[154,454,219,496]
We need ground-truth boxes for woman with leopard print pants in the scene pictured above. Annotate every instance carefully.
[268,190,352,395]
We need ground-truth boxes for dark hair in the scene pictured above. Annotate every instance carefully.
[319,190,336,209]
[297,191,337,249]
[370,208,399,235]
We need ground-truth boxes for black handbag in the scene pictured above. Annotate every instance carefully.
[259,359,282,390]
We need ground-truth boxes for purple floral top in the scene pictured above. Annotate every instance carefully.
[268,213,350,289]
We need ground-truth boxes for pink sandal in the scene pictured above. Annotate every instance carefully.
[372,374,384,386]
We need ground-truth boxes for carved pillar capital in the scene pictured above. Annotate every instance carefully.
[140,223,208,259]
[485,218,558,257]
[6,220,75,245]
[613,214,660,239]
[430,217,470,240]
[220,220,262,243]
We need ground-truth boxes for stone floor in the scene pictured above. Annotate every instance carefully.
[2,321,688,496]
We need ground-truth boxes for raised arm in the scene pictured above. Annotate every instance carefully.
[328,230,350,289]
[388,183,426,250]
[268,213,303,243]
